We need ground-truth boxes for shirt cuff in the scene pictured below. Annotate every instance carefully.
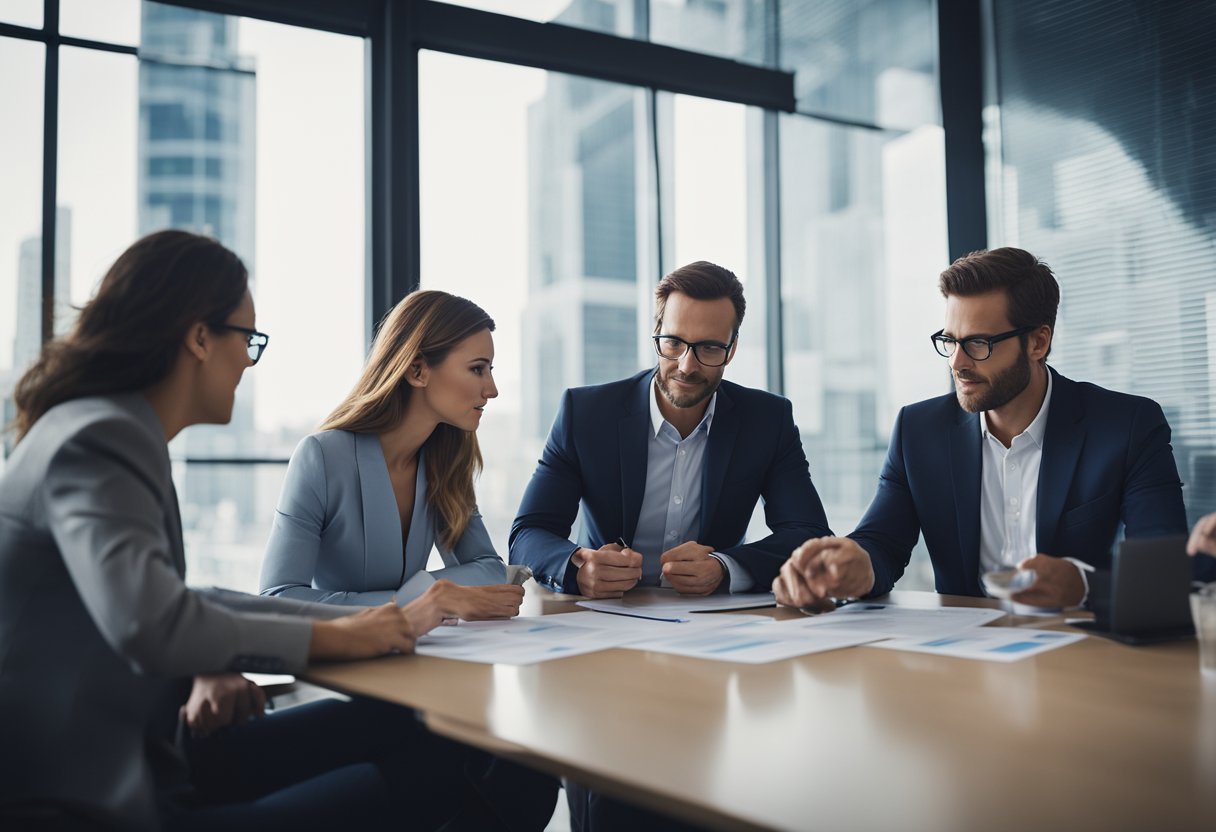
[1062,557,1095,607]
[710,552,754,594]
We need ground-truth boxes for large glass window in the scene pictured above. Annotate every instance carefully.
[61,0,141,45]
[988,0,1216,529]
[779,0,939,129]
[419,50,651,554]
[650,0,766,64]
[48,2,365,591]
[780,115,947,588]
[0,1,41,28]
[441,0,636,37]
[0,36,43,467]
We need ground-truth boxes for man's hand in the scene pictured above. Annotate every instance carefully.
[773,537,875,608]
[1188,513,1216,558]
[180,673,267,739]
[310,602,416,660]
[574,543,643,599]
[660,542,723,596]
[1010,554,1086,608]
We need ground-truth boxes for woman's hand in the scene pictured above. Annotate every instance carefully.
[310,602,415,661]
[402,580,524,636]
[180,673,267,738]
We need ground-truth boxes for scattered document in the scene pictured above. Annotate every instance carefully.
[783,603,1006,639]
[242,673,295,687]
[415,611,760,664]
[868,627,1086,662]
[623,617,882,664]
[578,589,776,621]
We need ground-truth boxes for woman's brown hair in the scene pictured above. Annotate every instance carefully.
[321,290,495,549]
[11,230,248,442]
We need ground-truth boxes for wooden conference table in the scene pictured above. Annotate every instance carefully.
[306,589,1216,832]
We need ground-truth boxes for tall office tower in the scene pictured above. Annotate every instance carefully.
[3,208,71,459]
[522,0,646,440]
[13,207,71,372]
[138,2,258,534]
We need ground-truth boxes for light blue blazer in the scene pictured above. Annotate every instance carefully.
[259,429,506,606]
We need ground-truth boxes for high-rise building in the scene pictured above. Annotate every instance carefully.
[138,2,258,536]
[13,207,71,372]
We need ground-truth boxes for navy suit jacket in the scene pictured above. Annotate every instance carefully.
[509,369,832,594]
[852,367,1205,597]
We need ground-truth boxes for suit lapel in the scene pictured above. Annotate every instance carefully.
[700,386,739,543]
[949,407,983,592]
[355,432,405,579]
[619,374,652,543]
[1037,370,1085,553]
[165,481,187,578]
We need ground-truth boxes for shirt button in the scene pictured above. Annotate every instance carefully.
[673,495,683,505]
[1008,462,1017,470]
[1010,497,1019,506]
[668,531,677,538]
[678,448,686,457]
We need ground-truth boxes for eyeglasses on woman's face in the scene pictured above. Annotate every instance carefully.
[214,324,270,365]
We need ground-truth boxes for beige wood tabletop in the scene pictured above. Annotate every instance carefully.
[305,589,1216,832]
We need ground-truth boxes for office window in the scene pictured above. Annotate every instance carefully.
[0,36,44,467]
[419,50,652,551]
[51,3,365,591]
[443,0,636,37]
[0,1,41,28]
[780,114,947,589]
[780,0,939,129]
[650,0,766,64]
[988,0,1216,528]
[61,0,141,45]
[662,92,766,390]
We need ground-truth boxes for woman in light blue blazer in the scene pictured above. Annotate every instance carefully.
[259,290,526,620]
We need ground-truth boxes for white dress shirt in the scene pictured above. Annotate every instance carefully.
[979,371,1091,602]
[629,379,751,592]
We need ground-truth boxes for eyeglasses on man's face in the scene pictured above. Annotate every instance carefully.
[214,323,270,365]
[652,334,735,367]
[930,326,1033,361]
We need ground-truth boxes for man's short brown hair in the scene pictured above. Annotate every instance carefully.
[654,261,746,338]
[939,247,1060,355]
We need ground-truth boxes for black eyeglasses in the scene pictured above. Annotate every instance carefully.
[652,334,735,367]
[214,324,270,365]
[930,326,1033,361]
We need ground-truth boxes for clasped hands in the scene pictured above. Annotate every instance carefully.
[574,540,725,598]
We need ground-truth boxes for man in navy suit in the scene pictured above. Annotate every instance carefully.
[774,246,1211,611]
[511,260,830,601]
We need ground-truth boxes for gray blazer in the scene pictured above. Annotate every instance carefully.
[0,394,347,830]
[259,430,506,606]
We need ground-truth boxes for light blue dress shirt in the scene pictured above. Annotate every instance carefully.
[631,380,752,591]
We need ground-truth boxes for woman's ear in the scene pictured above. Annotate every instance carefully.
[184,323,209,362]
[405,359,429,388]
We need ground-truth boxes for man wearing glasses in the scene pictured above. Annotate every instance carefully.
[511,260,831,602]
[774,247,1210,612]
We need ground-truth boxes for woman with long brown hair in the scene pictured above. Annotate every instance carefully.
[258,289,525,619]
[0,230,478,829]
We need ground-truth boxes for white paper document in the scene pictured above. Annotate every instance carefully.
[414,611,754,665]
[867,627,1086,662]
[782,603,1007,639]
[623,617,882,664]
[577,589,776,621]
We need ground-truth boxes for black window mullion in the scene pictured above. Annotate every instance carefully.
[40,0,59,348]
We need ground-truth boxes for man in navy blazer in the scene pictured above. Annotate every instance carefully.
[774,246,1212,611]
[511,261,830,601]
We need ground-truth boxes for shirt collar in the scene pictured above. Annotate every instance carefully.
[650,375,716,438]
[980,367,1053,448]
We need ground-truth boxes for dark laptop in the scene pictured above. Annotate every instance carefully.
[1071,535,1195,644]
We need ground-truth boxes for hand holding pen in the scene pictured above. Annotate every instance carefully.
[570,536,643,599]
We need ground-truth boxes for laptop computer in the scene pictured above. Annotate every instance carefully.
[1071,535,1195,644]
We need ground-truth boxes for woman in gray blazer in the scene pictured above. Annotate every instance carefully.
[0,231,480,830]
[259,290,525,618]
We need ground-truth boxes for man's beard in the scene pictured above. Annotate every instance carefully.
[954,345,1031,413]
[656,365,721,409]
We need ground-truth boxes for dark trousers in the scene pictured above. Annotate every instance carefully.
[565,780,709,832]
[161,696,558,831]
